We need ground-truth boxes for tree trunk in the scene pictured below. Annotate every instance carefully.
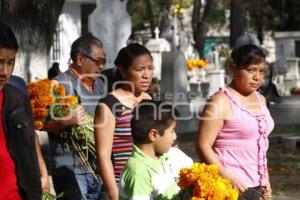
[2,0,65,81]
[192,0,217,58]
[230,0,245,48]
[146,0,155,38]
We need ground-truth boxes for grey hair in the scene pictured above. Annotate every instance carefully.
[70,33,103,63]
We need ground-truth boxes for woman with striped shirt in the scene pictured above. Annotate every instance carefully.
[94,43,153,200]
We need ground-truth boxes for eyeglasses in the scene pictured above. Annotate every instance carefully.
[83,53,106,66]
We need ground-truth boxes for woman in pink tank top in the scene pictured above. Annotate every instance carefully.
[197,45,273,200]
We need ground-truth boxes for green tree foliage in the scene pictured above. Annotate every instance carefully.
[207,3,226,27]
[262,0,300,31]
[127,0,193,37]
[246,0,300,42]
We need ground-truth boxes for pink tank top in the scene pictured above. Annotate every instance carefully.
[213,88,274,187]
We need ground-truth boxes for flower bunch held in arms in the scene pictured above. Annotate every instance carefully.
[176,163,238,200]
[28,79,97,179]
[186,59,208,71]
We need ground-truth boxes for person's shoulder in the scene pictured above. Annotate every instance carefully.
[4,83,26,98]
[208,90,228,104]
[53,71,67,81]
[125,156,147,172]
[256,91,267,105]
[99,94,119,106]
[9,75,28,95]
[143,92,152,100]
[121,157,150,185]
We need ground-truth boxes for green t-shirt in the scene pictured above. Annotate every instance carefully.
[119,145,179,200]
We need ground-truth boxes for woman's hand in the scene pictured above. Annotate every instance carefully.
[225,175,247,193]
[260,181,272,200]
[41,174,50,192]
[219,167,247,193]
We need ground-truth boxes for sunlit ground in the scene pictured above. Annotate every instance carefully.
[177,125,300,200]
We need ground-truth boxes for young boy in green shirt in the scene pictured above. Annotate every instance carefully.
[119,100,180,200]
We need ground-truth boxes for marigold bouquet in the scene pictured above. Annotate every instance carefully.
[28,79,97,179]
[186,59,208,71]
[176,163,238,200]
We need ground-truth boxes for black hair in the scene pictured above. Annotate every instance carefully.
[131,100,177,145]
[0,21,19,51]
[231,44,266,69]
[70,33,103,63]
[48,62,61,80]
[113,43,152,82]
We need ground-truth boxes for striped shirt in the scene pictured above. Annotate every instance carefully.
[99,94,133,182]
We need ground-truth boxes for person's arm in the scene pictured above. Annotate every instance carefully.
[196,92,247,193]
[45,106,88,133]
[94,103,118,200]
[35,134,50,192]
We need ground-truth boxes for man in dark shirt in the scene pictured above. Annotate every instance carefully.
[0,21,41,199]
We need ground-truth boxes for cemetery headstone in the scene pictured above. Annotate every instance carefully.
[90,0,131,68]
[145,27,171,80]
[160,51,198,134]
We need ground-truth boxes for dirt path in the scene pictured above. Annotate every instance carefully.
[177,133,300,200]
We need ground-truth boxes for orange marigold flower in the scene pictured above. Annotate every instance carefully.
[177,163,238,200]
[28,78,78,130]
[34,120,44,130]
[186,59,208,70]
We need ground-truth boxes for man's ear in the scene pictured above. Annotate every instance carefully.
[148,129,159,142]
[76,53,84,66]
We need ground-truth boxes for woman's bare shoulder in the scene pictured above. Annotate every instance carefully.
[209,90,228,104]
[143,92,152,100]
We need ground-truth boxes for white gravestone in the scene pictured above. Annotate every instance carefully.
[145,27,171,80]
[207,69,225,97]
[90,0,132,68]
[284,57,300,95]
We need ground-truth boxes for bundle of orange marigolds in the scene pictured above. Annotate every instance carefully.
[176,163,238,200]
[28,79,97,179]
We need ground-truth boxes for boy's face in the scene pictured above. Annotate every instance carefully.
[154,121,177,154]
[0,48,16,89]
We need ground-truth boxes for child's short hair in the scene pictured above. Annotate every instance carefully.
[131,100,177,145]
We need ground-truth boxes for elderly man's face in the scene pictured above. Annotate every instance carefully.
[78,45,106,81]
[0,48,16,89]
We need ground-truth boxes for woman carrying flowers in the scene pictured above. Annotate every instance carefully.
[197,45,273,200]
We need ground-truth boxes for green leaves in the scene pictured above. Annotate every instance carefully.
[42,192,64,200]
